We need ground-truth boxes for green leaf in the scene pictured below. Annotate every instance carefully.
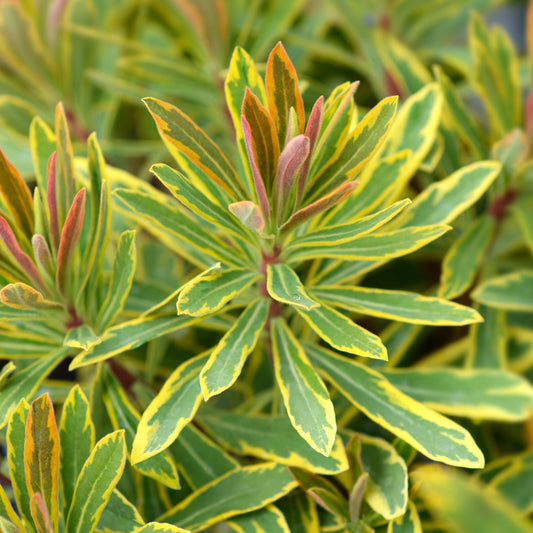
[133,524,188,533]
[439,215,495,299]
[102,368,180,489]
[151,164,250,241]
[0,283,60,310]
[472,271,533,311]
[226,505,290,533]
[132,354,208,464]
[0,361,15,388]
[65,430,127,533]
[54,103,75,225]
[394,161,501,228]
[277,492,319,533]
[387,500,422,533]
[7,399,33,530]
[384,367,533,421]
[306,96,398,202]
[271,318,336,456]
[199,299,268,399]
[0,514,23,533]
[69,314,198,370]
[0,347,68,429]
[297,303,387,360]
[266,264,318,310]
[96,490,144,533]
[177,266,259,317]
[169,423,238,490]
[143,97,245,199]
[29,493,53,533]
[158,463,298,531]
[312,285,482,325]
[95,230,136,331]
[30,116,56,193]
[413,465,533,533]
[64,325,101,351]
[287,224,450,262]
[200,411,348,475]
[59,385,94,513]
[24,394,59,531]
[306,344,484,468]
[467,305,506,369]
[359,434,407,520]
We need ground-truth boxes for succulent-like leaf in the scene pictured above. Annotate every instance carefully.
[271,318,336,456]
[307,344,484,468]
[199,298,268,399]
[266,263,318,310]
[24,394,59,531]
[65,430,127,533]
[200,411,348,474]
[159,463,298,531]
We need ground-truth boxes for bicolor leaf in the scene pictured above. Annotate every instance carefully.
[271,318,336,456]
[159,463,298,531]
[297,303,387,360]
[0,283,59,310]
[384,367,533,421]
[277,492,319,533]
[96,490,144,533]
[229,201,265,235]
[177,266,259,317]
[312,285,482,325]
[226,505,290,533]
[266,263,318,310]
[132,354,209,464]
[200,411,347,475]
[63,325,101,351]
[24,394,59,531]
[133,524,188,533]
[387,500,422,533]
[472,271,533,311]
[59,385,94,512]
[467,305,506,369]
[30,116,56,193]
[306,343,484,468]
[200,299,268,399]
[65,430,127,533]
[0,484,25,532]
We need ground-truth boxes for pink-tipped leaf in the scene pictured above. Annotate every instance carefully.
[229,201,265,235]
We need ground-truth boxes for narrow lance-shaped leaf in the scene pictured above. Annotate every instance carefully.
[273,135,310,224]
[307,343,484,468]
[225,505,290,533]
[241,116,271,226]
[29,492,53,533]
[24,394,59,531]
[54,103,75,225]
[32,235,54,278]
[95,230,136,332]
[46,152,59,249]
[266,263,319,310]
[311,285,482,325]
[65,430,127,533]
[243,87,280,192]
[177,265,259,317]
[0,216,47,293]
[229,201,265,235]
[271,318,336,456]
[132,354,209,464]
[59,385,94,512]
[0,148,34,237]
[159,463,298,531]
[143,97,245,200]
[0,484,25,532]
[472,271,533,311]
[280,181,358,236]
[56,188,86,299]
[200,298,268,400]
[297,301,387,360]
[266,42,305,145]
[63,325,101,351]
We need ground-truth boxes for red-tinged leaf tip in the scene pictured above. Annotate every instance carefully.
[241,115,271,225]
[32,234,54,276]
[29,492,54,533]
[273,135,310,223]
[46,152,59,249]
[56,188,86,298]
[0,216,47,292]
[280,180,359,235]
[229,201,265,234]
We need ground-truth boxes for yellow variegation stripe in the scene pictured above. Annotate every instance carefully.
[467,305,506,369]
[307,343,484,468]
[24,394,59,531]
[271,318,336,456]
[200,299,268,399]
[225,505,290,533]
[158,463,298,531]
[133,523,188,533]
[297,302,387,360]
[178,265,259,317]
[30,116,56,193]
[312,285,482,325]
[0,484,25,532]
[277,492,319,533]
[472,271,533,311]
[0,360,15,387]
[388,500,422,533]
[266,264,318,310]
[63,324,101,351]
[132,354,209,464]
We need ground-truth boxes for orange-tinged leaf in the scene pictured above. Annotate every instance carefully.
[0,283,60,310]
[24,393,59,531]
[266,42,305,146]
[30,492,53,533]
[229,201,265,234]
[143,97,245,200]
[0,148,33,237]
[243,88,280,192]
